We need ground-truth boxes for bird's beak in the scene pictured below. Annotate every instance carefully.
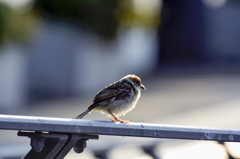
[140,84,146,90]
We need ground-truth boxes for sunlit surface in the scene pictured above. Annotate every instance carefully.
[159,141,228,159]
[109,144,152,159]
[225,142,240,158]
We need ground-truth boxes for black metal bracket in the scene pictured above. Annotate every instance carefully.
[18,131,99,159]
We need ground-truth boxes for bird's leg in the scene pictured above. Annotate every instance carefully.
[108,109,132,125]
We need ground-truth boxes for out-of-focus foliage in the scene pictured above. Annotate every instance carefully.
[0,0,160,45]
[0,3,37,46]
[0,0,160,46]
[117,0,160,28]
[33,0,127,40]
[33,0,160,40]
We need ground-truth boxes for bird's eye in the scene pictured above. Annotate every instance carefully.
[136,81,140,86]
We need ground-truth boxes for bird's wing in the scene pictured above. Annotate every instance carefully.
[88,81,130,104]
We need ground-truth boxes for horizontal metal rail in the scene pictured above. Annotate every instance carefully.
[0,114,240,142]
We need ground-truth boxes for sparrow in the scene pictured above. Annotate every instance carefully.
[74,74,146,124]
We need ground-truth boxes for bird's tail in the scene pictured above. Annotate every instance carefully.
[74,108,93,119]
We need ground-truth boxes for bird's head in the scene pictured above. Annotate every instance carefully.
[122,74,146,91]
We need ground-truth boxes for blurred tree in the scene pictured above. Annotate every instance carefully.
[0,3,37,46]
[33,0,128,40]
[117,0,160,28]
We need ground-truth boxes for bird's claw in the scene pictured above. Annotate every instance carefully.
[110,119,132,125]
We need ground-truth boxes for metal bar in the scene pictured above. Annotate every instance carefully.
[1,114,240,142]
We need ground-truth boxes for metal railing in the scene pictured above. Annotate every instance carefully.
[0,114,239,158]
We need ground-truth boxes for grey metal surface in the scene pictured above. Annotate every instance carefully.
[1,114,240,142]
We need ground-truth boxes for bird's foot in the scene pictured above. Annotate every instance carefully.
[110,119,132,125]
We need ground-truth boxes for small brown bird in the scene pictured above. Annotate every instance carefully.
[74,74,146,124]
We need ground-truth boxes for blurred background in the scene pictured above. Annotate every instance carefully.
[1,0,240,158]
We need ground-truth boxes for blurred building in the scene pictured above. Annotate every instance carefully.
[27,21,158,104]
[159,0,240,66]
[1,0,240,109]
[0,0,159,108]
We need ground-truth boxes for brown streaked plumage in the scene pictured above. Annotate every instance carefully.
[74,74,146,124]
